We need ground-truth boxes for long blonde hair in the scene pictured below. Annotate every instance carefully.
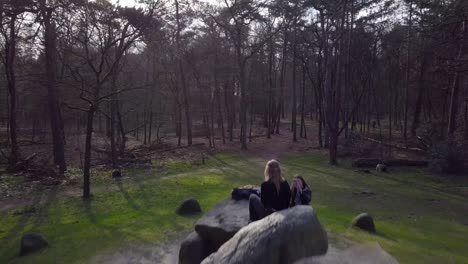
[264,159,284,183]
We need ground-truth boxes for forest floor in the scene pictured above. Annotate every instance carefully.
[0,132,467,263]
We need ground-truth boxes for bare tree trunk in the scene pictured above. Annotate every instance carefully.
[224,79,234,141]
[176,104,182,146]
[117,103,126,154]
[4,14,19,168]
[180,65,192,145]
[277,28,288,134]
[441,87,449,138]
[465,92,468,140]
[291,17,298,142]
[300,63,306,138]
[216,79,226,144]
[43,11,67,173]
[31,116,37,142]
[83,105,96,199]
[210,93,216,148]
[136,112,140,140]
[448,19,467,135]
[267,34,274,139]
[143,92,148,145]
[403,0,413,140]
[411,46,428,136]
[326,0,347,165]
[175,0,192,146]
[148,101,153,144]
[236,30,248,149]
[110,77,117,168]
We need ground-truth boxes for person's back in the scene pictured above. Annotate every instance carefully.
[261,180,290,212]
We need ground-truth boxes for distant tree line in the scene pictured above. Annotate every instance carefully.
[1,0,467,198]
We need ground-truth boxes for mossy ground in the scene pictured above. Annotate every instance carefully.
[0,152,467,263]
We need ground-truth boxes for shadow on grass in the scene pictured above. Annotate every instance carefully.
[82,198,151,244]
[115,178,141,210]
[0,186,59,261]
[374,230,397,242]
[208,154,261,181]
[129,175,155,209]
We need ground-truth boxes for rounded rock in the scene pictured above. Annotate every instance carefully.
[20,233,48,256]
[176,198,202,215]
[351,213,376,233]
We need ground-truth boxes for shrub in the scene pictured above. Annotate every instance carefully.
[339,131,377,157]
[429,138,467,174]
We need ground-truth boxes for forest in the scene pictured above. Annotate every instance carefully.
[0,0,467,263]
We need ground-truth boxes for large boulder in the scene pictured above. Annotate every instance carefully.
[179,232,215,264]
[20,233,48,256]
[201,206,328,264]
[351,213,376,233]
[195,198,249,249]
[176,198,202,216]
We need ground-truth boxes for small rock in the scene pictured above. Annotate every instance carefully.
[351,213,376,233]
[376,163,387,172]
[360,189,376,196]
[112,170,122,178]
[20,233,48,256]
[176,198,202,215]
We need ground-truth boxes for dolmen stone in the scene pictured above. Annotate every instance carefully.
[179,198,249,264]
[194,198,249,250]
[201,205,328,264]
[176,198,202,216]
[351,213,376,233]
[179,232,208,264]
[20,233,48,256]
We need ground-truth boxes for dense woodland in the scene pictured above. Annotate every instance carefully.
[0,0,467,198]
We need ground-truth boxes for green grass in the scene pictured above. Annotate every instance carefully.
[0,152,467,263]
[282,154,468,263]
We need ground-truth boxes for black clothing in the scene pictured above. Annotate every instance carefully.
[232,187,260,200]
[260,180,291,212]
[290,186,312,207]
[249,194,266,221]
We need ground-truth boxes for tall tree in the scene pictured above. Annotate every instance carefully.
[38,0,67,174]
[63,1,154,199]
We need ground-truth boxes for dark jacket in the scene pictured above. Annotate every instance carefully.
[260,180,291,212]
[290,186,312,207]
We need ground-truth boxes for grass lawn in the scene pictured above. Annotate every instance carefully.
[0,152,467,263]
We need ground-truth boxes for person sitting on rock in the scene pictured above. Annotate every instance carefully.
[249,159,291,221]
[290,175,312,207]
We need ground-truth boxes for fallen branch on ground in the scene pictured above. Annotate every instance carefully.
[141,143,206,156]
[363,137,426,154]
[352,158,428,168]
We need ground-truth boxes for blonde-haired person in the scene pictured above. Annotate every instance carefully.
[249,160,291,221]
